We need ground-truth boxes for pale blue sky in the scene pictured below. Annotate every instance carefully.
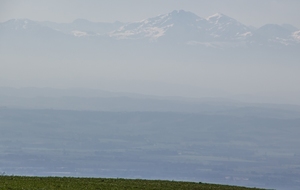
[0,0,300,28]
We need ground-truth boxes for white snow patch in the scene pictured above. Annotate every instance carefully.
[187,41,247,49]
[206,13,223,21]
[148,13,171,26]
[141,19,149,24]
[292,30,300,41]
[110,24,173,40]
[240,32,252,37]
[275,37,290,46]
[72,30,87,37]
[22,20,28,29]
[187,41,217,48]
[145,27,165,39]
[110,30,136,39]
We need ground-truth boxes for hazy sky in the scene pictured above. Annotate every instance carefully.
[1,0,300,28]
[1,0,300,105]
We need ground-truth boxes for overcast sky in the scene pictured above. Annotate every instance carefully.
[1,0,300,28]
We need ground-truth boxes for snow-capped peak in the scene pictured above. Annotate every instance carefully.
[168,10,203,23]
[206,12,235,25]
[206,13,225,21]
[110,10,206,40]
[205,13,251,40]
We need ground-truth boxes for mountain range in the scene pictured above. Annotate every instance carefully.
[1,10,300,48]
[1,9,300,103]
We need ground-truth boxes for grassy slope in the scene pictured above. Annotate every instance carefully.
[0,176,265,190]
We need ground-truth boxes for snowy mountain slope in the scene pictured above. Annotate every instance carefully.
[110,10,211,42]
[110,11,254,43]
[206,13,252,41]
[251,24,300,46]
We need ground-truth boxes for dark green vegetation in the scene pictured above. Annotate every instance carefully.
[0,176,265,190]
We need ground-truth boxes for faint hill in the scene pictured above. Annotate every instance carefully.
[40,19,123,36]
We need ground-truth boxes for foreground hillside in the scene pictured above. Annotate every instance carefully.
[0,176,264,190]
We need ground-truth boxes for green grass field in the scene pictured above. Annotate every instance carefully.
[0,176,265,190]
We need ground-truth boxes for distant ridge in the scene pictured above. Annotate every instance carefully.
[1,10,299,47]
